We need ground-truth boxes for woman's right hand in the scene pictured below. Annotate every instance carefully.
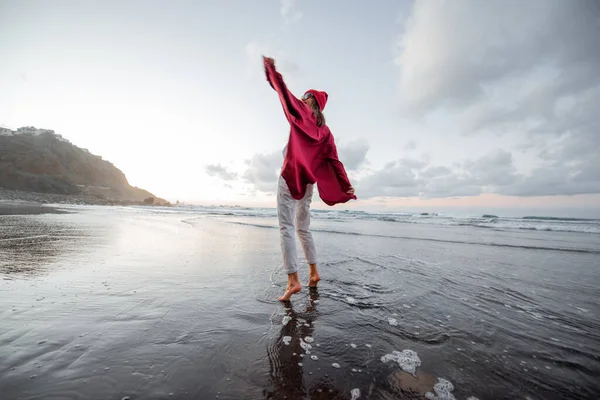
[347,186,355,196]
[263,56,275,66]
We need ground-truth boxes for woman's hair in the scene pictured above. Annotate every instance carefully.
[309,100,326,127]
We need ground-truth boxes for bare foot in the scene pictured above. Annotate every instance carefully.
[308,273,321,288]
[278,282,302,301]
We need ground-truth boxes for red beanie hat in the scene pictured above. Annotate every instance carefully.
[305,89,328,111]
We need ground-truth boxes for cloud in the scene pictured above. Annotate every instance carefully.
[463,149,518,187]
[280,0,303,23]
[404,140,417,151]
[357,158,422,198]
[337,139,369,171]
[396,1,599,115]
[242,151,283,193]
[207,143,600,200]
[357,157,481,199]
[393,0,600,196]
[205,163,238,181]
[467,148,600,197]
[357,147,600,199]
[501,159,600,197]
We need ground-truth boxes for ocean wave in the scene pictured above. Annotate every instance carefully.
[220,221,600,254]
[173,207,600,234]
[522,216,598,222]
[462,223,599,234]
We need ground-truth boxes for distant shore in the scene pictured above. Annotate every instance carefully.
[0,188,169,215]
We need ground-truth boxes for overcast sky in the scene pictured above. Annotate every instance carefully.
[1,0,599,216]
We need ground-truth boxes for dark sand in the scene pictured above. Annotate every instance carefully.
[0,201,68,216]
[1,206,599,399]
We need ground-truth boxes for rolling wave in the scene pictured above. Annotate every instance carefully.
[174,206,600,234]
[222,221,600,255]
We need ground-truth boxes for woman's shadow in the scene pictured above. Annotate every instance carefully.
[263,289,344,399]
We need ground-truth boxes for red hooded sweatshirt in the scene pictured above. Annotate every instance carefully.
[264,59,357,206]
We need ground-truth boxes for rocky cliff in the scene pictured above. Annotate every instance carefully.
[0,127,169,205]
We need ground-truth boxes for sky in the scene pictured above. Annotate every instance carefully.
[1,0,599,217]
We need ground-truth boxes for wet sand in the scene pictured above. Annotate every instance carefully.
[0,201,68,216]
[1,206,599,399]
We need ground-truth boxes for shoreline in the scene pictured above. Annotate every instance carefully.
[0,201,68,216]
[0,187,170,214]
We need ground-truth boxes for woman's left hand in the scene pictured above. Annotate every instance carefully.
[347,186,355,196]
[263,56,275,66]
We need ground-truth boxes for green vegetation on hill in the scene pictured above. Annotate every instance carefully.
[0,129,169,205]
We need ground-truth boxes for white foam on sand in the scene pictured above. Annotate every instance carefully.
[381,349,421,375]
[424,378,479,400]
[332,363,340,368]
[282,336,292,345]
[350,343,357,348]
[388,318,398,326]
[304,336,314,343]
[300,338,312,353]
[346,297,357,304]
[311,355,318,360]
[425,378,455,400]
[282,316,292,326]
[350,388,361,399]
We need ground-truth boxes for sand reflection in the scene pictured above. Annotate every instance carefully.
[0,215,97,278]
[265,288,344,399]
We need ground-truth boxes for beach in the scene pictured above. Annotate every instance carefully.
[1,205,599,399]
[0,200,68,216]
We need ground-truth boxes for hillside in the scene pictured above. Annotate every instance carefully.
[0,127,169,205]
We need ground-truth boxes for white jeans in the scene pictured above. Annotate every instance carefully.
[277,175,317,275]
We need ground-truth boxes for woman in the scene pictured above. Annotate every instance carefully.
[263,56,357,301]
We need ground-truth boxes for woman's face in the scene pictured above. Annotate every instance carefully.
[302,92,316,109]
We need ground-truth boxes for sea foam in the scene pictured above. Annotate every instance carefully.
[425,378,455,400]
[381,349,421,375]
[424,378,480,400]
[300,338,312,353]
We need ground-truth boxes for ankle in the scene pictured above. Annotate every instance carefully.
[288,272,300,285]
